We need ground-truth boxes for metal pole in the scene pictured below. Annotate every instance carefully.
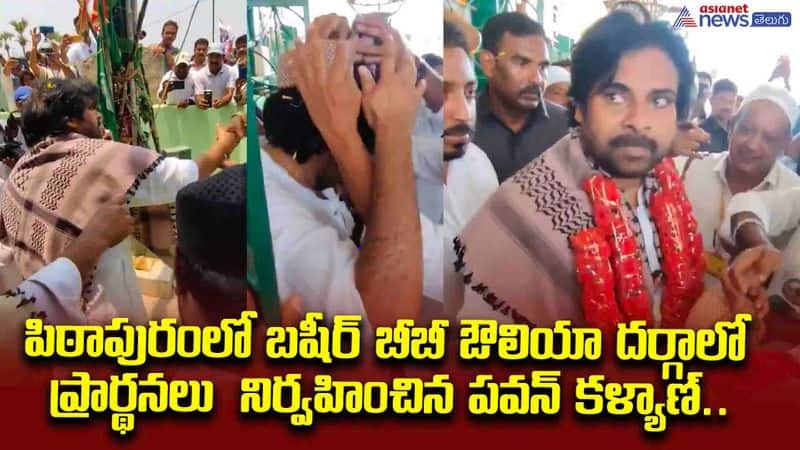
[212,0,216,41]
[179,0,201,52]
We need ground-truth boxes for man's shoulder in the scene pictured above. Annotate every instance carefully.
[542,101,569,132]
[774,161,800,187]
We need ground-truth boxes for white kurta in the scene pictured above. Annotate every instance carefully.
[678,153,800,301]
[721,187,800,314]
[262,151,443,329]
[81,157,199,325]
[442,143,499,318]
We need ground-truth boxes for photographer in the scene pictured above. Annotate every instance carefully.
[157,53,195,107]
[194,43,235,109]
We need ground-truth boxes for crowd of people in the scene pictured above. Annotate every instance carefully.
[0,10,249,377]
[254,6,800,361]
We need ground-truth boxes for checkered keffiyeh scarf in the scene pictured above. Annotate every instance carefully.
[0,133,163,281]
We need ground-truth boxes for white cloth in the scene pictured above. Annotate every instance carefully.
[262,151,443,328]
[157,70,196,105]
[0,257,85,381]
[81,156,199,325]
[679,152,800,302]
[721,187,800,314]
[413,101,443,138]
[442,143,498,317]
[741,84,799,128]
[193,65,235,101]
[66,35,97,70]
[189,62,206,76]
[678,153,800,253]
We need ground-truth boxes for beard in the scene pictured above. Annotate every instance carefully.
[442,122,474,161]
[582,131,662,178]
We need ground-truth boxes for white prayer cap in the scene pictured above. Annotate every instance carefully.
[545,65,571,86]
[208,42,225,56]
[739,84,799,129]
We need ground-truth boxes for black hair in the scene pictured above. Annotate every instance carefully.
[422,53,443,68]
[162,20,179,33]
[444,20,469,54]
[194,38,209,49]
[20,70,35,83]
[568,11,695,126]
[712,78,737,96]
[175,250,247,326]
[697,71,712,84]
[21,78,99,142]
[235,34,247,46]
[481,12,546,54]
[261,87,374,163]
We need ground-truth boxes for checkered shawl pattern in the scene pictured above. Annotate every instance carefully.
[0,133,161,281]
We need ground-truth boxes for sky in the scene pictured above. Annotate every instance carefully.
[0,0,245,56]
[1,0,795,98]
[557,0,800,97]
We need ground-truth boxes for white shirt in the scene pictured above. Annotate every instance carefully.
[262,151,443,328]
[81,156,199,325]
[414,101,443,138]
[679,152,800,301]
[442,143,499,318]
[194,65,235,101]
[157,70,196,105]
[189,62,207,76]
[66,35,97,70]
[721,187,800,313]
[0,257,85,380]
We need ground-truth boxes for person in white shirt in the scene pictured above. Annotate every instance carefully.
[260,15,439,329]
[441,20,499,318]
[678,84,800,301]
[721,187,800,317]
[65,16,98,77]
[189,38,209,75]
[2,78,244,325]
[157,53,195,107]
[413,54,443,138]
[194,43,235,109]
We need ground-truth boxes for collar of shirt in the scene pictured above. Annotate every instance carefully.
[714,153,780,192]
[477,88,550,132]
[261,151,355,240]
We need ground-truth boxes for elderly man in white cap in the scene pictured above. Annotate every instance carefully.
[157,53,196,107]
[677,83,800,301]
[194,43,235,109]
[543,65,570,108]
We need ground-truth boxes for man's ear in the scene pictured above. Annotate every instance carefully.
[574,104,585,125]
[478,50,495,79]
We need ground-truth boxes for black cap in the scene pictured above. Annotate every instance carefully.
[176,164,245,277]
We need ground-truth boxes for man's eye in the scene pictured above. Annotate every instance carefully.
[653,97,673,108]
[605,92,624,103]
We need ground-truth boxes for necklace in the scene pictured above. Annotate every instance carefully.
[570,158,705,334]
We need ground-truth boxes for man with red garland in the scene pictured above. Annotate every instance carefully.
[447,12,779,336]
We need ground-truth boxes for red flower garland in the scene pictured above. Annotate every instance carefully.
[570,158,705,334]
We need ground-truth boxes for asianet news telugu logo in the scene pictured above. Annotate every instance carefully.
[673,4,792,29]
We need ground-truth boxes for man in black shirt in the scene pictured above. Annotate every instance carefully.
[700,78,737,152]
[474,12,568,182]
